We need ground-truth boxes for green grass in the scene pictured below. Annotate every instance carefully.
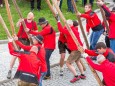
[0,0,98,40]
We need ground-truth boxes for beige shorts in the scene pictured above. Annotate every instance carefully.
[67,50,82,63]
[18,80,37,86]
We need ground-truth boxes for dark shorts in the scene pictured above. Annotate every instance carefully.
[58,41,71,54]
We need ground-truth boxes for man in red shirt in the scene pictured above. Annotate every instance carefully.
[77,3,104,50]
[97,0,115,53]
[58,31,71,76]
[8,39,41,86]
[17,12,38,46]
[7,12,38,79]
[56,17,86,83]
[85,54,115,86]
[26,17,56,80]
[13,35,47,86]
[58,20,78,76]
[85,42,115,63]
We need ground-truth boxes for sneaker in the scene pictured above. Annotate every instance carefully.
[60,70,63,76]
[79,74,86,79]
[7,70,12,79]
[70,76,80,83]
[43,76,51,80]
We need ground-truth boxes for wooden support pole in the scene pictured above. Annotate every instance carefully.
[96,0,109,32]
[51,0,84,52]
[45,0,86,71]
[12,0,33,44]
[71,0,90,49]
[71,0,89,71]
[49,0,104,85]
[71,1,104,86]
[45,0,56,17]
[4,0,16,35]
[0,14,18,50]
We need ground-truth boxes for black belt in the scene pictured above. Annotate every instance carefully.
[92,24,104,31]
[19,38,29,40]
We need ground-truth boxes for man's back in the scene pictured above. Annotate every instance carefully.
[101,60,115,86]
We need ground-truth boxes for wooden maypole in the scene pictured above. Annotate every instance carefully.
[4,0,16,35]
[51,0,103,86]
[0,14,18,50]
[12,0,33,44]
[71,0,90,49]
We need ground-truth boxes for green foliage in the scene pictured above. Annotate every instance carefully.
[0,0,98,39]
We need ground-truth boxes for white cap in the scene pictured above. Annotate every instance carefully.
[67,19,73,26]
[97,55,106,63]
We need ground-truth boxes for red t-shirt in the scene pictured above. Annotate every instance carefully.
[17,19,38,39]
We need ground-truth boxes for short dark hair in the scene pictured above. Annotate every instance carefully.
[95,42,107,50]
[85,3,92,8]
[73,20,78,26]
[112,7,115,12]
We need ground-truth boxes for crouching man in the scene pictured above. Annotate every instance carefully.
[8,38,41,86]
[82,54,115,86]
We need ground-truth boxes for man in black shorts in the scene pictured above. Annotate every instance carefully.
[58,32,71,76]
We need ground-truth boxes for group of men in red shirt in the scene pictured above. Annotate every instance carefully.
[6,0,115,86]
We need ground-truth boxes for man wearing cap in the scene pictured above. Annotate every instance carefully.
[7,12,38,79]
[13,35,47,86]
[26,17,56,80]
[97,0,115,53]
[8,38,41,86]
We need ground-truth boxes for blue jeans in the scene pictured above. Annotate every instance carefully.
[90,29,104,50]
[45,49,54,77]
[67,0,74,12]
[110,39,115,53]
[39,72,47,86]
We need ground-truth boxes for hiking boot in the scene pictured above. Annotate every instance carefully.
[79,74,86,79]
[70,76,80,83]
[7,70,12,79]
[43,76,51,80]
[60,70,63,76]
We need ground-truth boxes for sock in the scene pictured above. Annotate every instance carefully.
[81,74,85,76]
[60,67,63,71]
[75,75,78,78]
